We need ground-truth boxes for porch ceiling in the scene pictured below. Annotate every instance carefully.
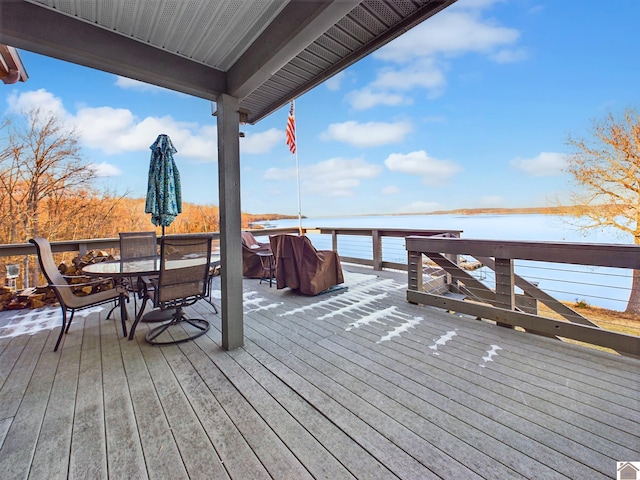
[0,0,457,123]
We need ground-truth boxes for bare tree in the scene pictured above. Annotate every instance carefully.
[564,106,640,313]
[1,109,95,286]
[0,117,22,244]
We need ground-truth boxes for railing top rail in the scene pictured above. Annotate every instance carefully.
[0,238,123,256]
[314,227,462,237]
[406,236,640,269]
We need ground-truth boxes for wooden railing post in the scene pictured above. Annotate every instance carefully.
[494,257,515,328]
[407,249,422,300]
[78,242,89,257]
[372,230,382,271]
[331,230,338,252]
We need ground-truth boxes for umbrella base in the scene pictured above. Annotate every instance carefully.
[142,309,174,323]
[144,307,210,345]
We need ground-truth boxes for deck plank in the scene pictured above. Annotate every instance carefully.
[225,340,397,480]
[29,343,80,479]
[101,317,149,479]
[245,314,516,478]
[0,266,637,480]
[175,337,314,479]
[0,333,55,480]
[158,339,271,480]
[139,342,229,480]
[196,333,357,480]
[246,286,580,478]
[247,308,541,478]
[69,314,107,480]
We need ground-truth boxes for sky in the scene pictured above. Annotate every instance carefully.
[3,0,640,218]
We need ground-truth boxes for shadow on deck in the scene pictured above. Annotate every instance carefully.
[0,266,638,479]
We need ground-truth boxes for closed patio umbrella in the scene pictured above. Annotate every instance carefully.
[145,134,182,235]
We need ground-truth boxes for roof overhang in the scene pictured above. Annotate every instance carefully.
[0,0,456,123]
[0,43,27,84]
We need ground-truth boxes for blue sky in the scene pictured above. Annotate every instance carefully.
[3,0,640,217]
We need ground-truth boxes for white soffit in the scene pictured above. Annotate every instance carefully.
[3,0,457,123]
[28,0,289,70]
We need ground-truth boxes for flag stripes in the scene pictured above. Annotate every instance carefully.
[286,101,296,154]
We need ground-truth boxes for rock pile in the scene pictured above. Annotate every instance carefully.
[0,250,116,311]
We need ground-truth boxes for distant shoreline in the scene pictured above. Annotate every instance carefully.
[293,206,581,220]
[395,206,578,216]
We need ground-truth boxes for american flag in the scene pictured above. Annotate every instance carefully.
[285,101,296,154]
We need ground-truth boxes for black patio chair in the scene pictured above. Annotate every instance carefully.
[129,234,213,344]
[30,237,122,351]
[119,231,158,315]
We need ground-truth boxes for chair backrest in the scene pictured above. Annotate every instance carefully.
[270,234,319,260]
[29,237,76,306]
[157,234,212,304]
[119,231,158,260]
[241,231,260,248]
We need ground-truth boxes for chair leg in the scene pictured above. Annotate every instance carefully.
[128,295,149,340]
[64,310,76,333]
[119,294,128,337]
[106,302,118,319]
[54,307,68,352]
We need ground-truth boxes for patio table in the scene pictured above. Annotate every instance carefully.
[83,254,220,335]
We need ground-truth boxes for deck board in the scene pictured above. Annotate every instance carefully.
[29,343,79,479]
[0,266,638,479]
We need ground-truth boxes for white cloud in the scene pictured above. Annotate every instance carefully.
[325,71,345,91]
[7,89,68,122]
[346,89,411,110]
[74,107,217,160]
[346,3,525,110]
[89,162,122,177]
[264,157,381,197]
[321,121,412,147]
[382,185,400,195]
[372,59,447,92]
[375,11,520,63]
[5,89,281,164]
[397,201,441,214]
[510,152,568,177]
[240,128,283,154]
[115,76,174,93]
[384,150,462,186]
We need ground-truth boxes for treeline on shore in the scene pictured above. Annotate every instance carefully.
[381,204,620,217]
[0,193,295,246]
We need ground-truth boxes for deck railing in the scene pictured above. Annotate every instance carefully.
[3,229,639,356]
[296,227,462,271]
[3,226,452,288]
[406,236,640,357]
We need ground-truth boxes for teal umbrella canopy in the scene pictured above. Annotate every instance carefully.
[145,134,182,232]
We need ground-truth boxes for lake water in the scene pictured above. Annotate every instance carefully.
[263,214,634,311]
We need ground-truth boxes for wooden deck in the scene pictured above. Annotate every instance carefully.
[0,266,638,479]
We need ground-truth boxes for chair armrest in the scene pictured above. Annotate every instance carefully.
[50,277,120,296]
[137,275,159,301]
[59,277,115,288]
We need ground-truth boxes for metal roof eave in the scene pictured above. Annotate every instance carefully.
[0,0,458,124]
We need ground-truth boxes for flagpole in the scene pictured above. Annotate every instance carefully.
[286,99,302,235]
[295,156,302,234]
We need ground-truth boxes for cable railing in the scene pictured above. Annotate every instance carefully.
[405,236,640,356]
[467,261,632,311]
[0,227,640,356]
